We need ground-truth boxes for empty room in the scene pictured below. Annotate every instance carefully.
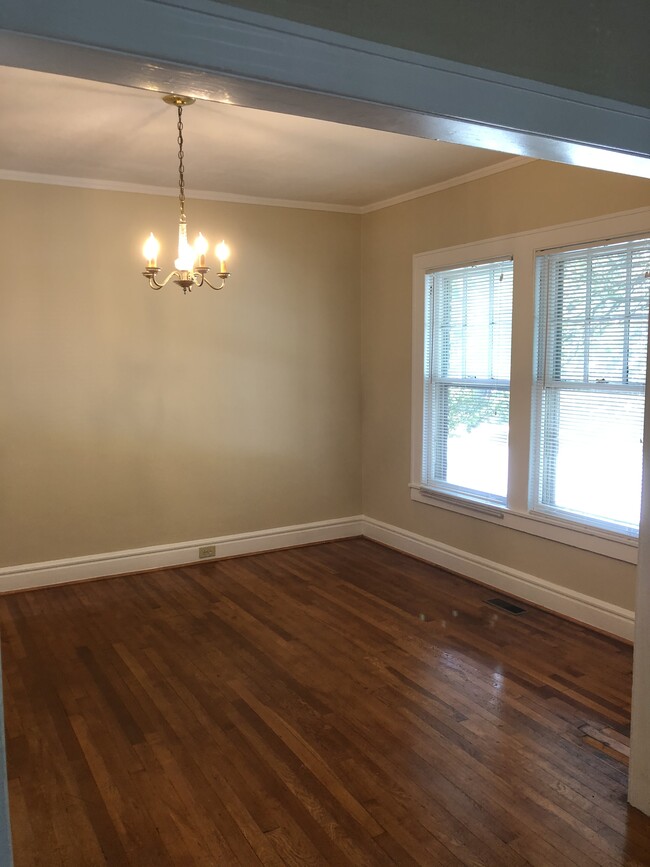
[2,2,650,865]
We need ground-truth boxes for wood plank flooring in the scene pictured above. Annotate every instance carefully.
[1,538,649,866]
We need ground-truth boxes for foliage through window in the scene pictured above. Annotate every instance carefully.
[533,237,650,535]
[422,258,513,503]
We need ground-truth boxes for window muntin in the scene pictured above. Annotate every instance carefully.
[422,258,513,503]
[533,237,650,535]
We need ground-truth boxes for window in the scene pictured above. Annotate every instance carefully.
[422,258,513,503]
[533,237,650,536]
[412,209,650,561]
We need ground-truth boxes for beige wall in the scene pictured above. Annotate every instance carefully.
[0,181,362,567]
[361,161,650,612]
[4,162,650,614]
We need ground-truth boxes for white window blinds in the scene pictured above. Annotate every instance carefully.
[533,236,650,535]
[422,258,513,503]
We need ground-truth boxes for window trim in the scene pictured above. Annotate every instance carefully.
[530,237,650,537]
[422,256,513,505]
[411,206,650,565]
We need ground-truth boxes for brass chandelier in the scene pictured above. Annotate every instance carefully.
[142,94,232,294]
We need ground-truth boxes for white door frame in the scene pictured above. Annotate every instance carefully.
[1,0,649,816]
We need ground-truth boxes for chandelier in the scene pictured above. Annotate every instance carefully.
[142,95,232,294]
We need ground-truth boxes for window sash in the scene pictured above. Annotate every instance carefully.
[532,235,650,535]
[422,382,510,502]
[538,237,650,389]
[422,258,513,503]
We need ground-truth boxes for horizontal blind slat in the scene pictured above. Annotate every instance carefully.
[534,235,650,534]
[422,257,513,503]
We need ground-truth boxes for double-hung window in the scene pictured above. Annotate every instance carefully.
[422,258,513,504]
[532,237,650,536]
[413,211,650,559]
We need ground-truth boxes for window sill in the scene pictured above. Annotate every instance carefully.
[410,484,638,564]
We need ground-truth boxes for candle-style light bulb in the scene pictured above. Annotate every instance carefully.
[175,222,195,273]
[215,240,230,273]
[194,233,209,267]
[175,241,195,273]
[143,233,160,268]
[175,248,195,272]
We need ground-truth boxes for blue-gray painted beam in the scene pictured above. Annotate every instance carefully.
[0,0,649,177]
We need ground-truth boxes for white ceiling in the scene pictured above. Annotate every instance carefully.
[0,65,517,210]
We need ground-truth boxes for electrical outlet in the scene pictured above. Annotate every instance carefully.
[198,545,216,559]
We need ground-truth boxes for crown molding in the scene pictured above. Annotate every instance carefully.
[0,169,364,214]
[359,157,534,213]
[0,158,533,214]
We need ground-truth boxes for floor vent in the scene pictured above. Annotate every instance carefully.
[486,597,526,615]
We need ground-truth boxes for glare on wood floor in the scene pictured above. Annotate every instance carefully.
[1,538,648,866]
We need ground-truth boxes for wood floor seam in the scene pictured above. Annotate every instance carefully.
[1,539,648,866]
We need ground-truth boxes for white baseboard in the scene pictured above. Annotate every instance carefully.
[362,516,635,641]
[0,516,364,594]
[0,514,634,640]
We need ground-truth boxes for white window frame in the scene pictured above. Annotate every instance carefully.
[422,256,513,507]
[411,206,650,565]
[531,238,650,536]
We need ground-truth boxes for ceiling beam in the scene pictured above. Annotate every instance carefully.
[0,0,649,177]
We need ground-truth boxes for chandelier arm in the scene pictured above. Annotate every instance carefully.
[201,275,227,291]
[141,95,233,295]
[147,271,183,290]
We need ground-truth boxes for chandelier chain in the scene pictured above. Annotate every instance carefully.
[177,104,186,221]
[141,93,231,293]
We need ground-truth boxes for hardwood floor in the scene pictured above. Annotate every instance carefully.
[1,538,649,866]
